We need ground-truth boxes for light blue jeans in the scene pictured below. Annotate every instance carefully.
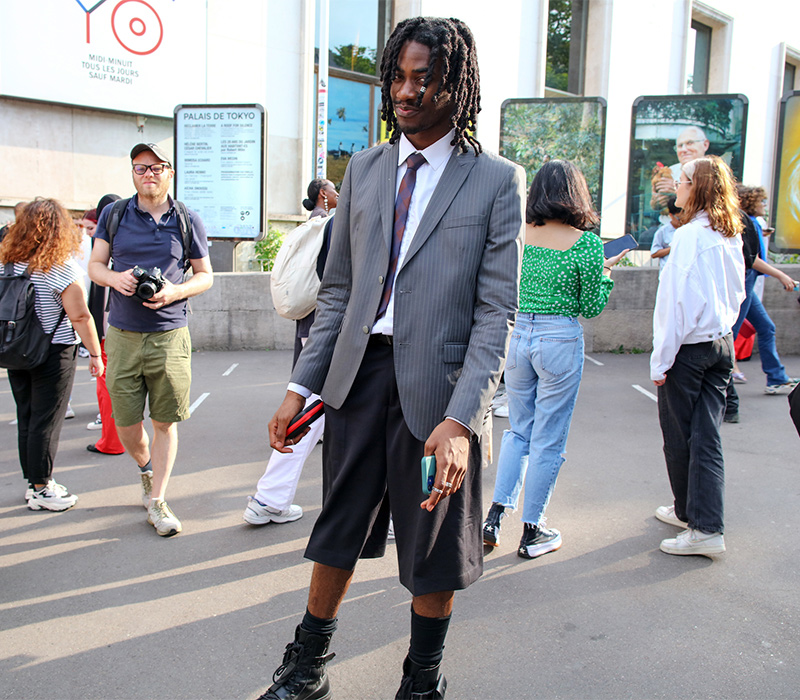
[492,314,584,525]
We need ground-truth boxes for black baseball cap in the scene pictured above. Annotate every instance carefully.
[130,142,172,166]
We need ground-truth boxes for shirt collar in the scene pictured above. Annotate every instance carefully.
[397,129,456,171]
[133,194,175,215]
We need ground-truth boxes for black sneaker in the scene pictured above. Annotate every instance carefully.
[518,523,562,559]
[482,503,505,547]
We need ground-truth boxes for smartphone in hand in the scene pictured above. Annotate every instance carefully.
[285,399,324,442]
[421,456,436,494]
[603,234,637,258]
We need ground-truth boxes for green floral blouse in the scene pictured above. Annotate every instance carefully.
[518,231,614,319]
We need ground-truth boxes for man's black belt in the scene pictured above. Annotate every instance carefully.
[368,334,393,346]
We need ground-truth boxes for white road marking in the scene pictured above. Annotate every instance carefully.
[222,363,239,376]
[189,392,210,414]
[632,384,658,402]
[584,354,604,366]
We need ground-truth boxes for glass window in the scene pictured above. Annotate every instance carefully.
[316,0,380,77]
[687,20,712,94]
[325,77,373,184]
[545,0,587,95]
[785,62,797,97]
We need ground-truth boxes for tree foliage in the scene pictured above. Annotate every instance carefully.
[330,44,377,75]
[501,101,604,203]
[545,0,571,92]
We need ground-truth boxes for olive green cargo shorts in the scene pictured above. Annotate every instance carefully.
[105,325,192,427]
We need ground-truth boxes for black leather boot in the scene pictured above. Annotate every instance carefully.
[257,626,335,700]
[395,656,447,699]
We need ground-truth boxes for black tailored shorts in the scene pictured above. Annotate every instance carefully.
[304,343,484,597]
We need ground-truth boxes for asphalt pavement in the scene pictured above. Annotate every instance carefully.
[1,349,799,700]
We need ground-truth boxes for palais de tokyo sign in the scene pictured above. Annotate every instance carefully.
[0,0,207,118]
[174,105,267,240]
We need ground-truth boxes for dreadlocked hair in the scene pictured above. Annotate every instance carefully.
[379,16,482,155]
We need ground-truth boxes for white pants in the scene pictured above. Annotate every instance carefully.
[254,394,325,510]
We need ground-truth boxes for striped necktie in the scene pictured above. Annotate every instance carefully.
[376,151,427,320]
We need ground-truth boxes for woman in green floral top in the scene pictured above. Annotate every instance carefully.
[483,160,628,559]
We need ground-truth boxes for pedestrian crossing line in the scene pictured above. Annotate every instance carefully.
[631,384,657,402]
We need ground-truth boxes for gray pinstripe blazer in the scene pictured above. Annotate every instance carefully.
[292,139,525,441]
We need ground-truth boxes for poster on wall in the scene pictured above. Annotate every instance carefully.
[499,98,607,217]
[0,0,207,118]
[771,91,800,253]
[174,104,266,240]
[626,94,748,249]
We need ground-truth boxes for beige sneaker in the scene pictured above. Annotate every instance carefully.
[147,499,182,537]
[140,470,153,509]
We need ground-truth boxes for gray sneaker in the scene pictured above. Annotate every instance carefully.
[140,470,153,509]
[765,379,799,395]
[147,499,182,537]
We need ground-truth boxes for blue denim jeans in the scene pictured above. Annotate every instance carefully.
[731,268,789,385]
[491,314,584,525]
[657,336,733,534]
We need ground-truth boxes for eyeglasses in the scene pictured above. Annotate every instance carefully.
[674,139,703,152]
[132,163,170,175]
[675,179,693,186]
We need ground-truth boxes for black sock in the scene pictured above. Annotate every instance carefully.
[408,607,451,668]
[138,459,152,473]
[300,608,337,637]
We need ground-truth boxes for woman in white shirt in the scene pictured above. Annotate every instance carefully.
[1,198,104,511]
[650,155,745,557]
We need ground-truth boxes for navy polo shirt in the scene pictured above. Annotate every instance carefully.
[95,195,209,332]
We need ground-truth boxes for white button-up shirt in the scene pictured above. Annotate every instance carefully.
[650,212,745,381]
[371,130,456,335]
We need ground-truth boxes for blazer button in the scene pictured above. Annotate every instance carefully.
[378,275,384,284]
[362,326,370,334]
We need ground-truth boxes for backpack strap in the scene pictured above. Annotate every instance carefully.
[105,198,131,258]
[173,200,194,272]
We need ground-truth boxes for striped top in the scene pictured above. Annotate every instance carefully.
[10,261,80,345]
[518,231,614,319]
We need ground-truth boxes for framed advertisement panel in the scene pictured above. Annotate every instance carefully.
[0,0,207,118]
[771,91,800,253]
[174,104,266,240]
[626,94,748,249]
[499,98,607,217]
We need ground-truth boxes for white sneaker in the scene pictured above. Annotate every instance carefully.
[25,479,69,503]
[87,416,102,430]
[147,499,182,537]
[28,482,78,511]
[140,470,153,509]
[243,497,303,525]
[387,518,395,541]
[764,379,799,395]
[64,405,75,419]
[493,404,509,418]
[660,529,725,556]
[655,505,688,528]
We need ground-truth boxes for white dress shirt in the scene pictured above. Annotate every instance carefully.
[371,130,457,335]
[650,212,745,381]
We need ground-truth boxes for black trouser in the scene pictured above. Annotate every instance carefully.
[657,336,733,534]
[8,344,77,485]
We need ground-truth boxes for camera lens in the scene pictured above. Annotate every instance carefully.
[138,282,157,299]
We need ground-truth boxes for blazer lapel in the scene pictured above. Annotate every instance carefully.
[400,149,477,269]
[378,141,400,253]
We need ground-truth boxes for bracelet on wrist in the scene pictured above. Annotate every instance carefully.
[90,354,100,358]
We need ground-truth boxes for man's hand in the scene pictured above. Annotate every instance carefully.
[268,391,308,453]
[653,378,666,387]
[112,269,138,297]
[142,279,182,309]
[420,419,471,512]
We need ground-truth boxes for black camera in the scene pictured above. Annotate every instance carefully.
[132,266,166,301]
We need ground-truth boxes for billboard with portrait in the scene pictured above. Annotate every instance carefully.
[499,98,607,217]
[626,95,748,249]
[771,91,800,253]
[0,0,207,118]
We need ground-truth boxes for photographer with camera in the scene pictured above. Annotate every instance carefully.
[88,143,213,537]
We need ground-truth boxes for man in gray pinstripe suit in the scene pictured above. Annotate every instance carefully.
[260,17,525,700]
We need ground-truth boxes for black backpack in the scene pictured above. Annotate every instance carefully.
[105,198,194,271]
[0,263,66,370]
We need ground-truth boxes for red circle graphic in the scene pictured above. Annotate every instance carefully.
[111,0,163,56]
